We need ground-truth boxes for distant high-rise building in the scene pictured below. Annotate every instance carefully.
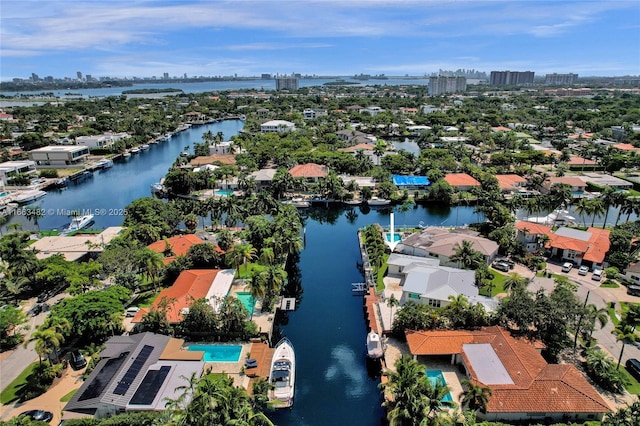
[183,73,188,79]
[31,73,39,81]
[163,72,169,80]
[490,71,535,86]
[275,74,299,91]
[545,73,578,85]
[261,73,272,79]
[428,76,467,95]
[77,71,83,80]
[85,74,93,82]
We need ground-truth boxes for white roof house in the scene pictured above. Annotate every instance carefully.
[260,120,295,133]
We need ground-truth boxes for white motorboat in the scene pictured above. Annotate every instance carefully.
[367,197,391,206]
[64,214,94,233]
[140,144,150,150]
[14,189,46,204]
[282,198,310,208]
[96,159,113,169]
[527,209,576,226]
[366,331,384,359]
[130,148,140,154]
[123,152,132,158]
[150,182,165,196]
[269,337,295,408]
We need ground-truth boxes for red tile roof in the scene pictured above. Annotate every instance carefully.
[613,143,639,151]
[444,173,480,188]
[548,227,610,264]
[567,156,597,165]
[547,177,587,188]
[338,143,375,152]
[515,221,552,235]
[495,174,527,190]
[148,234,205,265]
[405,326,609,415]
[289,163,328,178]
[132,269,221,323]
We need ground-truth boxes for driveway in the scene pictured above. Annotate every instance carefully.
[529,262,640,366]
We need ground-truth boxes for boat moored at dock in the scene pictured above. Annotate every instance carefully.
[269,337,295,408]
[14,189,47,204]
[366,331,384,359]
[63,214,94,234]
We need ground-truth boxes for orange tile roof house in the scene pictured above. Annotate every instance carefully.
[495,174,527,192]
[289,163,328,181]
[544,177,587,193]
[444,173,481,191]
[515,221,552,252]
[405,326,610,422]
[147,234,205,265]
[548,227,610,268]
[132,269,235,324]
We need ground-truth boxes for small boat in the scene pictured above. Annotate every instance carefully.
[367,197,391,206]
[282,198,310,208]
[150,182,165,196]
[140,144,150,150]
[269,337,295,408]
[343,199,362,206]
[527,209,576,226]
[366,331,384,359]
[96,159,113,169]
[64,214,94,233]
[130,148,140,154]
[123,152,132,158]
[14,189,47,204]
[54,177,69,188]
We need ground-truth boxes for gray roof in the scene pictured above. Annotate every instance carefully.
[64,333,171,415]
[554,227,592,241]
[402,264,477,301]
[400,227,498,258]
[250,168,277,182]
[388,253,439,268]
[463,343,514,385]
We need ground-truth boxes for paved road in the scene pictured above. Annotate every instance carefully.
[522,262,640,366]
[0,294,66,392]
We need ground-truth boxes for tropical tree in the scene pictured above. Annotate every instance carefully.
[449,240,484,270]
[460,378,492,413]
[612,323,638,370]
[136,247,165,291]
[381,355,430,425]
[229,243,257,279]
[503,272,528,294]
[386,294,400,329]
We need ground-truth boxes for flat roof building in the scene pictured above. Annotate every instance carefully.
[29,145,89,166]
[0,160,37,185]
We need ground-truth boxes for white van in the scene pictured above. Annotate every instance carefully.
[126,306,140,317]
[592,269,603,281]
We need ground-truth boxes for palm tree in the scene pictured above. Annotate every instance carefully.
[460,378,492,413]
[136,247,165,291]
[612,323,638,370]
[574,198,592,227]
[600,186,619,229]
[381,355,430,425]
[230,243,257,279]
[27,327,64,364]
[588,198,606,227]
[449,240,484,270]
[386,294,400,328]
[503,272,528,294]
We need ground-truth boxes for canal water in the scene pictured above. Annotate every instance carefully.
[6,119,479,425]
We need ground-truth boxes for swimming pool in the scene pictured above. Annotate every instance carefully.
[426,370,453,403]
[187,344,243,362]
[234,292,255,316]
[215,190,234,196]
[0,192,9,198]
[385,233,401,242]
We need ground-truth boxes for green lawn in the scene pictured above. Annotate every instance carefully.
[600,281,620,288]
[132,291,159,308]
[608,307,620,326]
[0,362,38,404]
[620,366,640,394]
[376,254,390,292]
[236,263,266,279]
[480,271,508,297]
[60,388,77,402]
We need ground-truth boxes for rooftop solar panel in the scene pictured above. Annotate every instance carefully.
[113,345,154,396]
[129,366,171,406]
[78,353,129,401]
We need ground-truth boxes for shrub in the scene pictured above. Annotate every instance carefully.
[39,169,59,178]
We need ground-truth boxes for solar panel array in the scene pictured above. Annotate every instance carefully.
[129,366,172,406]
[78,354,129,401]
[113,345,154,396]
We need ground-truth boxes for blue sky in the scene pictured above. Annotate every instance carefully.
[1,0,639,81]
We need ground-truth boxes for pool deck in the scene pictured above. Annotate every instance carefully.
[229,281,275,341]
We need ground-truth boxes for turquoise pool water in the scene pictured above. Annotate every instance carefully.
[426,370,453,403]
[234,292,255,316]
[188,344,243,362]
[385,233,401,242]
[215,190,234,196]
[0,192,9,197]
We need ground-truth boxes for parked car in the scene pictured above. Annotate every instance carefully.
[561,262,573,272]
[20,410,53,423]
[28,304,43,316]
[626,358,640,381]
[627,285,640,297]
[492,262,510,272]
[126,306,140,317]
[578,265,589,276]
[70,351,87,370]
[494,257,515,269]
[592,269,603,281]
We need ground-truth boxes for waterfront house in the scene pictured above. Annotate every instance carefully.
[260,120,295,133]
[443,173,481,192]
[392,175,431,192]
[387,253,497,311]
[249,168,277,191]
[302,108,327,119]
[29,145,90,167]
[76,132,130,150]
[0,160,38,185]
[543,177,587,195]
[495,174,527,194]
[514,221,552,253]
[577,173,633,190]
[209,141,234,155]
[147,234,206,265]
[397,227,499,267]
[30,227,124,262]
[131,269,235,324]
[63,333,205,420]
[405,326,610,423]
[547,226,610,270]
[622,262,640,286]
[289,163,328,183]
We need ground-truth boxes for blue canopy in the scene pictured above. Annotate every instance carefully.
[392,175,431,186]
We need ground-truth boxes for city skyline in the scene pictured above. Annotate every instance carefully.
[1,0,639,81]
